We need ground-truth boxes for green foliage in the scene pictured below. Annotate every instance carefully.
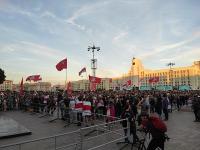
[0,68,6,84]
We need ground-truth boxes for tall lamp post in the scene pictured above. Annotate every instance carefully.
[88,44,100,77]
[167,62,175,89]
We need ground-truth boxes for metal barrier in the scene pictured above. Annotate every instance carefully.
[80,118,128,150]
[0,118,128,150]
[0,130,80,150]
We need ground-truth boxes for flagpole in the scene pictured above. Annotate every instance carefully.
[85,70,88,80]
[65,57,67,89]
[85,70,89,91]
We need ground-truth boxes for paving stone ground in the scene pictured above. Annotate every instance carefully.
[0,110,199,150]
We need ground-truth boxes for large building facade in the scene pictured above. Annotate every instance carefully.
[127,58,200,90]
[71,58,200,91]
[13,82,52,92]
[0,80,13,91]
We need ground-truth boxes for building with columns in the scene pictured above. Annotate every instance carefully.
[123,58,200,90]
[71,58,200,91]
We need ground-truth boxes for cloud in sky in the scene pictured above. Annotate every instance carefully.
[0,0,199,84]
[139,34,200,60]
[113,32,128,42]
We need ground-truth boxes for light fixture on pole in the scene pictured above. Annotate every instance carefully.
[167,62,175,69]
[167,62,175,88]
[88,44,100,77]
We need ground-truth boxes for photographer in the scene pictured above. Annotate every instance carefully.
[141,113,167,150]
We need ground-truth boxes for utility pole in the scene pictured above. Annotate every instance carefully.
[167,62,175,89]
[88,44,100,77]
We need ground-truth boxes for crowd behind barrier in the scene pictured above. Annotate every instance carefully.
[0,89,200,150]
[0,90,200,121]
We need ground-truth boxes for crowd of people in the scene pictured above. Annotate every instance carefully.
[0,89,200,149]
[0,90,199,120]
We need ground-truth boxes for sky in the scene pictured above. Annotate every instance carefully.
[0,0,199,85]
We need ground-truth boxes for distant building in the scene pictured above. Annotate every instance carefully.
[126,58,200,90]
[71,58,200,91]
[24,82,52,91]
[52,84,65,91]
[14,82,52,92]
[0,80,13,91]
[71,80,90,91]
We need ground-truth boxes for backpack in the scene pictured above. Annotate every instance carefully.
[149,116,167,133]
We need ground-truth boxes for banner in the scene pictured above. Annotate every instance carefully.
[149,77,159,83]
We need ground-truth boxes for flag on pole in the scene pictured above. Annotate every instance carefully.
[149,77,159,83]
[90,82,97,91]
[89,75,102,84]
[20,78,24,96]
[79,67,86,76]
[89,75,102,91]
[127,80,131,86]
[26,75,42,82]
[123,80,132,87]
[56,58,67,71]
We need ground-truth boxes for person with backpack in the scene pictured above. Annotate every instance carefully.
[141,112,168,150]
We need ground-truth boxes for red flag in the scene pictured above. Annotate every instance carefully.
[20,78,24,96]
[149,77,159,83]
[26,75,42,82]
[66,81,72,96]
[127,80,131,86]
[56,58,67,71]
[79,67,86,76]
[123,80,132,87]
[90,82,97,91]
[89,75,101,84]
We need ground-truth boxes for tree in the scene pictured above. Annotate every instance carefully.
[0,68,6,84]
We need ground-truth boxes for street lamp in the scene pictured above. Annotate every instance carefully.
[167,62,175,89]
[88,44,100,77]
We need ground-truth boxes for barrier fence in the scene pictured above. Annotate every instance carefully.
[0,117,128,150]
[17,102,123,127]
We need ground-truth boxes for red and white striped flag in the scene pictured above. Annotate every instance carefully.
[79,67,86,76]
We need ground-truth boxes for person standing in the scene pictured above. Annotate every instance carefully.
[74,98,83,126]
[155,94,162,118]
[82,99,92,127]
[192,95,200,122]
[162,94,169,121]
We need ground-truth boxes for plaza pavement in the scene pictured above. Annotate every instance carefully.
[0,109,199,150]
